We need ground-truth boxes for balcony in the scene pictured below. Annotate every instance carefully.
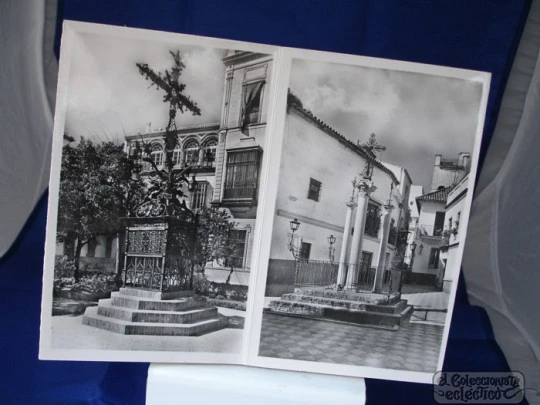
[418,225,444,239]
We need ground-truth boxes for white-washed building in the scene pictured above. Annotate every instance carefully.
[265,98,410,295]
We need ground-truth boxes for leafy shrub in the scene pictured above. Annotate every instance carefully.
[70,273,118,294]
[54,255,76,278]
[192,272,212,295]
[206,282,248,302]
[53,272,118,298]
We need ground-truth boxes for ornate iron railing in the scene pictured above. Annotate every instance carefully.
[122,217,196,292]
[295,260,338,287]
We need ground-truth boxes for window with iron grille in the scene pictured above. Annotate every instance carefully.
[364,202,381,238]
[307,178,321,201]
[223,149,260,200]
[190,181,208,210]
[226,229,247,268]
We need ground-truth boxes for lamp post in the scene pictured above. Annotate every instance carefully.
[328,234,336,263]
[287,219,302,285]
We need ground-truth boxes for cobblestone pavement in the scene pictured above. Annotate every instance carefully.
[259,313,443,373]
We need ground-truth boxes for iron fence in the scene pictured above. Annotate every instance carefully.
[292,259,404,295]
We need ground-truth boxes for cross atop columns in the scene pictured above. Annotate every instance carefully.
[361,133,386,158]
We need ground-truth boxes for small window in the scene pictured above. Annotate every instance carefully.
[184,140,200,166]
[150,143,163,167]
[86,239,97,258]
[190,181,209,210]
[240,81,264,128]
[299,242,311,261]
[226,229,247,268]
[434,211,445,236]
[172,147,182,166]
[202,138,217,167]
[307,178,322,201]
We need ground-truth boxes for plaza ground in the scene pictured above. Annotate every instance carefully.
[259,285,449,373]
[258,313,443,373]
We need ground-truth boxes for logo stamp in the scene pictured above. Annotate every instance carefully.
[433,372,525,404]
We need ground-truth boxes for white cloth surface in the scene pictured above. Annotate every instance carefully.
[463,1,540,402]
[0,0,56,257]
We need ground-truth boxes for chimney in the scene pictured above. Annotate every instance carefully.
[462,153,471,170]
[434,154,442,166]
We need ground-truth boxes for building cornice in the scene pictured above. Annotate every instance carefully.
[125,122,220,141]
[222,51,272,67]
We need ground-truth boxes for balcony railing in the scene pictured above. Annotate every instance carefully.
[418,225,444,237]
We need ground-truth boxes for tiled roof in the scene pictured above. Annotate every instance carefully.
[287,90,400,185]
[416,187,451,204]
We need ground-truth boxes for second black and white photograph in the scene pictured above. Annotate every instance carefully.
[255,54,486,380]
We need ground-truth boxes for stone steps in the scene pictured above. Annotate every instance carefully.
[280,294,408,314]
[294,288,398,305]
[110,292,205,311]
[82,288,229,336]
[83,307,229,336]
[268,290,413,329]
[96,300,219,324]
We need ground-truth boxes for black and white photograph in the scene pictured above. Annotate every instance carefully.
[252,52,489,382]
[40,22,276,362]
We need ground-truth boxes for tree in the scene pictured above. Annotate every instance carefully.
[133,50,202,215]
[57,138,144,282]
[193,207,236,273]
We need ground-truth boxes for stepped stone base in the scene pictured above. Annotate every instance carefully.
[82,287,229,336]
[267,288,413,330]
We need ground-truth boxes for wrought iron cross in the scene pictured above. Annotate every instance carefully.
[361,133,386,158]
[360,133,386,180]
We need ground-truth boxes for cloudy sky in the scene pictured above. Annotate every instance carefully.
[65,32,228,142]
[289,58,484,189]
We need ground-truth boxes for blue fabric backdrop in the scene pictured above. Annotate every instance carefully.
[0,1,531,404]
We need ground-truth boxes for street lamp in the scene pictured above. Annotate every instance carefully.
[188,174,197,192]
[287,218,302,259]
[328,234,336,263]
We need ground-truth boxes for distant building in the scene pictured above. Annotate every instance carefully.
[430,152,470,191]
[409,153,470,289]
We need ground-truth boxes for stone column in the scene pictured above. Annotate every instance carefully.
[336,197,356,287]
[372,202,394,293]
[345,181,376,289]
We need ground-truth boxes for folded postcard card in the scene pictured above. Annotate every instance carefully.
[40,21,490,384]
